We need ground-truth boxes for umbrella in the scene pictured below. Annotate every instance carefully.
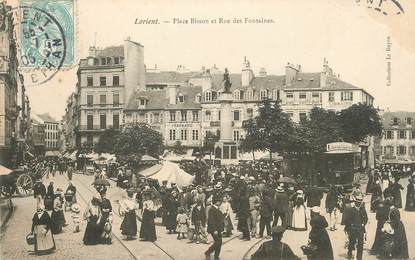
[277,176,297,185]
[0,164,13,176]
[92,179,111,186]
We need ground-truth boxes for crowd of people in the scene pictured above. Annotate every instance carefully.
[25,156,414,259]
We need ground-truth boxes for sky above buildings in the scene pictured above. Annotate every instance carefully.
[21,0,415,119]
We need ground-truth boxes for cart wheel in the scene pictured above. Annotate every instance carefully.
[16,174,33,196]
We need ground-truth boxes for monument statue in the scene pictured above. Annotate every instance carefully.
[223,68,232,93]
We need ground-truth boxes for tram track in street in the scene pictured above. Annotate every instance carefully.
[71,174,175,259]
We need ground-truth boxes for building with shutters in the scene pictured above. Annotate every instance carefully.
[379,111,415,164]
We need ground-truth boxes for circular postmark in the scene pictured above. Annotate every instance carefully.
[10,5,67,86]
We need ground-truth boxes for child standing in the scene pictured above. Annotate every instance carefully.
[191,201,206,244]
[71,203,81,232]
[176,207,188,240]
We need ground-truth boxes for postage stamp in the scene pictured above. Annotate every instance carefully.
[8,0,75,86]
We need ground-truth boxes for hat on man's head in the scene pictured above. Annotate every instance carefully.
[71,203,81,213]
[270,226,285,235]
[275,186,284,192]
[354,193,364,202]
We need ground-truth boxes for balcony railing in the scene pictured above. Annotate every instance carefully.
[78,125,120,131]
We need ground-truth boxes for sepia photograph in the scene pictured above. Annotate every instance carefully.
[0,0,414,259]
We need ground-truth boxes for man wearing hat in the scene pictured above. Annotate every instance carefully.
[33,179,46,208]
[343,193,368,260]
[205,195,224,260]
[251,226,300,260]
[273,185,289,227]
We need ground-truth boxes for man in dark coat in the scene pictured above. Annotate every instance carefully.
[33,180,46,207]
[273,186,289,227]
[325,185,340,231]
[405,176,415,211]
[251,226,300,260]
[258,191,274,238]
[205,195,224,260]
[343,194,368,260]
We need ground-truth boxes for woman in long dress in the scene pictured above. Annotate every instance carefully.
[120,189,138,240]
[50,192,66,234]
[139,192,157,242]
[83,197,102,245]
[31,205,56,255]
[370,180,383,212]
[291,190,307,231]
[165,190,179,234]
[308,208,334,260]
[405,175,415,211]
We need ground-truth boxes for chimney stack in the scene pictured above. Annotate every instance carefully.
[285,62,300,86]
[167,84,178,105]
[241,57,254,87]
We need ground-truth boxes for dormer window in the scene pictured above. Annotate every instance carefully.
[233,90,240,100]
[205,91,211,102]
[392,117,399,126]
[106,57,111,65]
[246,90,253,101]
[138,98,148,107]
[195,94,202,103]
[178,94,185,103]
[406,117,413,125]
[272,89,279,100]
[93,58,99,65]
[101,58,106,65]
[260,89,268,100]
[114,57,120,65]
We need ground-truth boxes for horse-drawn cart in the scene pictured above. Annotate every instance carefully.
[0,165,34,197]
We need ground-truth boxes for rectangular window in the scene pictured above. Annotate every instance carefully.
[398,130,406,139]
[286,93,294,99]
[411,130,415,139]
[154,113,159,123]
[87,95,93,106]
[101,58,106,65]
[87,114,93,130]
[100,114,106,129]
[299,112,307,122]
[181,129,187,141]
[299,93,307,99]
[231,146,237,159]
[233,110,240,121]
[397,146,407,155]
[247,108,253,119]
[86,134,93,146]
[170,111,176,122]
[100,76,106,86]
[181,111,187,122]
[410,146,415,155]
[233,130,240,141]
[341,91,353,101]
[406,117,413,125]
[384,146,394,155]
[192,111,199,122]
[205,110,211,121]
[328,92,335,102]
[169,129,176,140]
[192,130,199,141]
[113,114,119,129]
[392,117,399,126]
[114,57,120,64]
[385,130,393,139]
[113,93,119,106]
[87,76,93,86]
[205,92,211,101]
[113,75,119,86]
[100,94,106,106]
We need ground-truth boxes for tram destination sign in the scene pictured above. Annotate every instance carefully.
[326,142,359,153]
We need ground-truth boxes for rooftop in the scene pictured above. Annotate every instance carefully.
[36,113,58,123]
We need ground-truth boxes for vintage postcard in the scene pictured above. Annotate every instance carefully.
[0,0,414,259]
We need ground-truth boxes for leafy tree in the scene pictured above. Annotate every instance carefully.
[243,100,295,160]
[202,131,219,156]
[239,118,262,160]
[95,128,119,154]
[114,123,164,167]
[339,103,382,143]
[172,140,187,155]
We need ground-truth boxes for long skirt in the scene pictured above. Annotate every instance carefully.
[224,215,234,234]
[405,193,415,211]
[286,203,293,228]
[291,205,307,231]
[371,221,385,255]
[34,225,55,255]
[50,210,65,234]
[165,212,177,231]
[140,210,156,241]
[121,210,137,236]
[83,217,101,245]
